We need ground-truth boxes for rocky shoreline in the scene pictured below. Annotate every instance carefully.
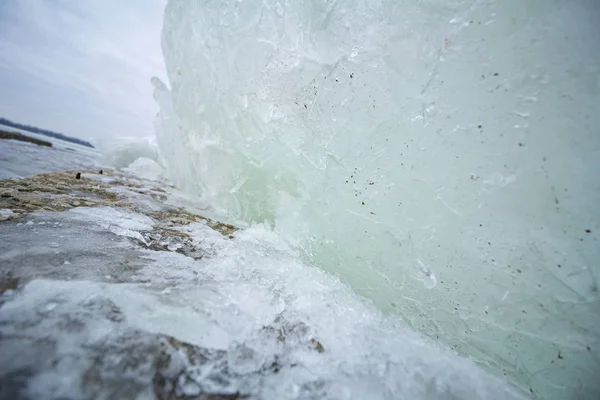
[0,169,238,265]
[0,169,234,232]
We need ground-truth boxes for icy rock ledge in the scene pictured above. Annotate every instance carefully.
[0,278,325,400]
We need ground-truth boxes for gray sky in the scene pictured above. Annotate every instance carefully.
[0,0,168,141]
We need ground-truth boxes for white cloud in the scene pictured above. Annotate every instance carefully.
[0,0,168,141]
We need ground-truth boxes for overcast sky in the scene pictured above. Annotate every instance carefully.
[0,0,168,141]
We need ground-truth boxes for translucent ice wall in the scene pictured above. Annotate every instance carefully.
[153,0,600,398]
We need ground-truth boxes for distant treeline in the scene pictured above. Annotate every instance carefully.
[0,129,53,147]
[0,117,94,148]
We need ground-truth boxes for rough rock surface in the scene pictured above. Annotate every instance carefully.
[0,170,301,400]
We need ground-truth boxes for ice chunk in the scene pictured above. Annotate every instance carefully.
[156,1,600,398]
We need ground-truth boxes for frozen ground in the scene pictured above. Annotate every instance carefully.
[0,165,528,399]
